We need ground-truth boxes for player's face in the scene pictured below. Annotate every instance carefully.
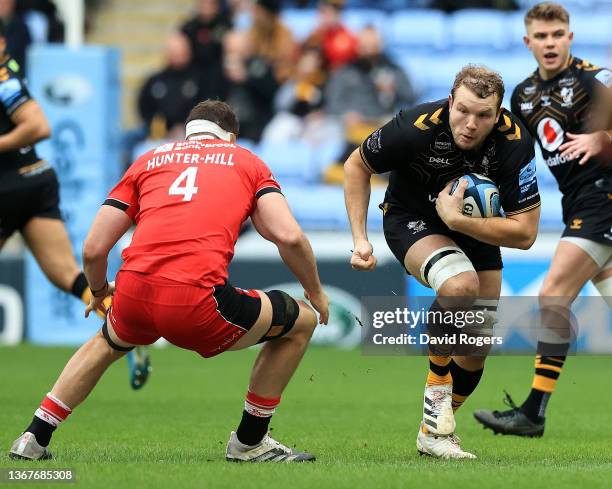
[449,86,501,151]
[524,20,573,78]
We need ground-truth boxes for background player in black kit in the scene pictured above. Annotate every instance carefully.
[474,2,612,438]
[0,20,150,389]
[344,65,541,459]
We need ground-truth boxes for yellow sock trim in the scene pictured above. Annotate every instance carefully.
[427,371,452,386]
[532,375,556,393]
[452,393,468,412]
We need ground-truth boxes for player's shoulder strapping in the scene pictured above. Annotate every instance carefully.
[406,99,447,132]
[495,108,529,143]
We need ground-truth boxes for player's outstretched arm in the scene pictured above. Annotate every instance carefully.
[82,205,133,315]
[251,192,328,324]
[436,181,540,249]
[344,148,377,271]
[0,100,51,152]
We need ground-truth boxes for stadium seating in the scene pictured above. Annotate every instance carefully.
[387,9,447,50]
[341,8,388,35]
[129,5,610,231]
[449,10,510,51]
[283,183,386,230]
[256,140,318,185]
[281,8,318,42]
[570,14,612,48]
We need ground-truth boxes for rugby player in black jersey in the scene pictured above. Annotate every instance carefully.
[473,2,612,438]
[344,65,541,458]
[0,21,150,389]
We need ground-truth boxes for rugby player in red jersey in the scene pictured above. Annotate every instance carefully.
[0,21,150,391]
[9,100,329,463]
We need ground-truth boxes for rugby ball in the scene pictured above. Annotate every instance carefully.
[450,173,501,218]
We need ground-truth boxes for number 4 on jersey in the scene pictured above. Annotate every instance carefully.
[169,167,199,201]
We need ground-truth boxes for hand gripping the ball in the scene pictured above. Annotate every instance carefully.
[436,179,468,230]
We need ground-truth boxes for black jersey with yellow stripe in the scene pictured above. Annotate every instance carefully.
[511,56,612,200]
[0,54,41,173]
[360,99,540,218]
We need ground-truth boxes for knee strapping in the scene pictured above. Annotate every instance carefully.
[266,290,300,334]
[419,247,476,292]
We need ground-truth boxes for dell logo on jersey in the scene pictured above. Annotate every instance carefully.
[520,102,533,113]
[429,156,450,166]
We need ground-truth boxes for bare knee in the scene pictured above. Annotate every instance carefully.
[285,301,317,345]
[539,276,559,299]
[438,273,479,298]
[539,274,577,308]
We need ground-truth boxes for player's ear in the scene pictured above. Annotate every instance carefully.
[495,105,502,123]
[523,35,530,47]
[448,94,453,108]
[229,133,237,144]
[568,30,573,42]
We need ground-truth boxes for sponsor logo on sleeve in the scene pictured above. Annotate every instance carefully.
[595,69,612,88]
[519,158,537,197]
[519,158,537,186]
[366,128,382,153]
[537,117,564,152]
[0,78,23,107]
[520,101,534,113]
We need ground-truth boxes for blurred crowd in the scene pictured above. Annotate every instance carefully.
[133,0,418,181]
[2,0,64,70]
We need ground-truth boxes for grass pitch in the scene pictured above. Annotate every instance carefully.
[1,345,611,488]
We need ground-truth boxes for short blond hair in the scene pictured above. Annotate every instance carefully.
[451,65,505,109]
[524,2,570,26]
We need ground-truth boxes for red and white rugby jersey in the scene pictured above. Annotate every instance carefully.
[105,139,281,287]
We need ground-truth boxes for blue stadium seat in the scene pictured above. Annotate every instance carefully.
[570,13,612,48]
[282,184,386,230]
[508,11,528,48]
[517,0,598,10]
[386,9,447,51]
[574,48,610,68]
[341,8,387,35]
[421,54,470,90]
[394,51,440,97]
[281,8,318,42]
[471,54,537,93]
[449,9,509,51]
[255,140,319,185]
